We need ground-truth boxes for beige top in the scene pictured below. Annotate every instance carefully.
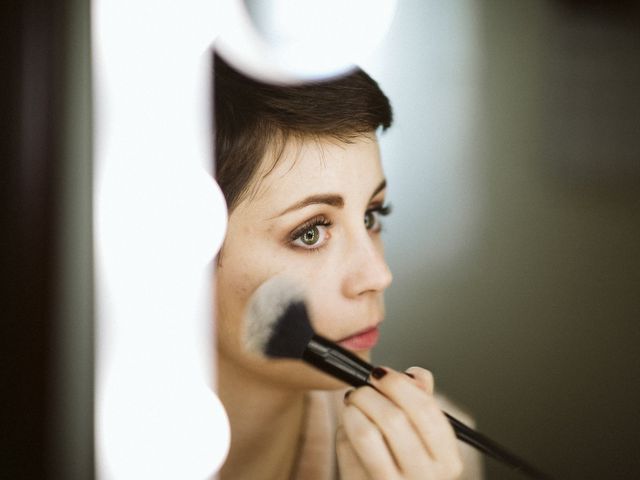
[291,389,485,480]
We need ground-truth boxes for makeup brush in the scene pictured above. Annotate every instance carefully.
[244,278,555,480]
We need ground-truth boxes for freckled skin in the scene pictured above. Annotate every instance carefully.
[216,133,466,480]
[215,133,392,391]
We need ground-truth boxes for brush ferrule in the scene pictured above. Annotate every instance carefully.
[302,334,374,387]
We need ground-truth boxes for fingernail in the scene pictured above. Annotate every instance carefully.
[404,372,415,379]
[371,367,387,379]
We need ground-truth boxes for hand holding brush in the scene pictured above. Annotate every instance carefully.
[244,277,555,479]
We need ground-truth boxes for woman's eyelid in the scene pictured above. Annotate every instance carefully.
[283,198,391,247]
[367,199,392,215]
[289,223,331,250]
[368,191,389,208]
[288,214,332,242]
[365,200,392,233]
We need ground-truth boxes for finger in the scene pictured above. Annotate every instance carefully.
[369,367,462,471]
[347,385,433,476]
[341,403,400,480]
[335,425,370,480]
[404,366,434,394]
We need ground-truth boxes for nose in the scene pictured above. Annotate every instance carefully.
[341,234,393,299]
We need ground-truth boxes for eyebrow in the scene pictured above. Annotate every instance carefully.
[273,179,387,218]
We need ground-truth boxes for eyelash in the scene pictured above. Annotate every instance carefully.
[365,203,392,233]
[288,203,392,252]
[288,215,333,244]
[370,203,392,221]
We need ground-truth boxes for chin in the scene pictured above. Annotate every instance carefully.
[355,349,372,362]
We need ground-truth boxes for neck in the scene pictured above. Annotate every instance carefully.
[217,354,306,480]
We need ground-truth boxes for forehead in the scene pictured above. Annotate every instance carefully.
[237,133,383,214]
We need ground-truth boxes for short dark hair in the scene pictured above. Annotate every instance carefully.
[213,52,393,211]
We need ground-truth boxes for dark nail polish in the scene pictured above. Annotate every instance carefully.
[371,367,387,379]
[404,372,415,379]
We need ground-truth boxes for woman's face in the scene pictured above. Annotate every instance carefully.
[216,133,393,390]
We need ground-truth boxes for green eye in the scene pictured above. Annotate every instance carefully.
[364,211,376,230]
[301,226,320,245]
[289,216,331,250]
[364,204,392,232]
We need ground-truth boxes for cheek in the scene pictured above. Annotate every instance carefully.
[216,241,292,336]
[293,262,347,336]
[215,251,266,346]
[218,223,352,339]
[372,232,386,254]
[217,255,254,305]
[218,225,276,298]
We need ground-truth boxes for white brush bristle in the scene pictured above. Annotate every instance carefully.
[243,276,306,356]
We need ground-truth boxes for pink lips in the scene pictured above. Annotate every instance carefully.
[337,326,380,351]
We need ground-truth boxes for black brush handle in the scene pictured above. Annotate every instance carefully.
[303,335,372,386]
[302,334,554,479]
[444,413,554,479]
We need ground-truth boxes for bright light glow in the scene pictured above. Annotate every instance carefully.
[217,0,398,82]
[93,0,229,478]
[94,0,399,477]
